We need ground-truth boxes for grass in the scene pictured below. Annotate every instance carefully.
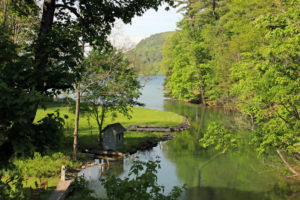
[35,104,183,150]
[10,151,83,199]
[12,104,182,199]
[23,177,58,199]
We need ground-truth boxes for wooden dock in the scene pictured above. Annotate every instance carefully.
[47,180,72,200]
[126,115,190,132]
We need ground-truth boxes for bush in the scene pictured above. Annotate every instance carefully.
[2,111,66,160]
[13,152,79,178]
[67,176,96,200]
[32,111,65,154]
[100,159,185,200]
[0,171,25,200]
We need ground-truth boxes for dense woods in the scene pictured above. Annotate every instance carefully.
[162,0,300,172]
[126,31,173,75]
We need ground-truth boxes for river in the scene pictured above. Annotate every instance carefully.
[79,76,300,200]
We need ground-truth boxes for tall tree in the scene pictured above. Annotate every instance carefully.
[0,0,175,162]
[83,48,142,144]
[162,0,300,175]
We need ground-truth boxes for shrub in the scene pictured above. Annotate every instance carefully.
[13,152,79,178]
[100,159,185,200]
[0,171,24,200]
[67,176,96,200]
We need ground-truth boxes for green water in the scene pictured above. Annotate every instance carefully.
[80,76,300,200]
[162,99,299,200]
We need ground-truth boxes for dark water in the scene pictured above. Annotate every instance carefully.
[79,76,300,200]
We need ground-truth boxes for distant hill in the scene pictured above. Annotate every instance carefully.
[126,31,173,75]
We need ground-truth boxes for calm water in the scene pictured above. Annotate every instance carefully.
[79,76,300,200]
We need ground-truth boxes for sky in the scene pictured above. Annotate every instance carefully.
[109,4,183,48]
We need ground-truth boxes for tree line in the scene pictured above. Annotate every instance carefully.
[126,31,173,75]
[162,0,299,175]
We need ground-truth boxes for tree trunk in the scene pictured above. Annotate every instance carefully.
[27,0,56,124]
[2,0,8,27]
[72,43,85,160]
[93,105,101,142]
[199,84,206,105]
[35,0,56,93]
[98,107,106,144]
[212,0,217,20]
[276,149,299,176]
[39,0,56,36]
[73,82,80,160]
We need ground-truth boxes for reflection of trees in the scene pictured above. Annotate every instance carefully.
[163,99,238,132]
[164,142,295,199]
[162,100,296,200]
[101,158,124,177]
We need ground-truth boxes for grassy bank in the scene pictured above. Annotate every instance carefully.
[35,104,183,150]
[7,104,182,199]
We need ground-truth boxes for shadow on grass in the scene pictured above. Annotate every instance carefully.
[39,102,67,109]
[23,185,56,200]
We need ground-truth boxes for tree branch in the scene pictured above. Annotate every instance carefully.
[55,3,81,18]
[276,149,299,176]
[287,99,300,120]
[275,110,293,128]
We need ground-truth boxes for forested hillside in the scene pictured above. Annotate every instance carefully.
[162,0,300,162]
[126,31,173,75]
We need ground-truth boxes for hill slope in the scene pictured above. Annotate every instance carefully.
[126,31,173,75]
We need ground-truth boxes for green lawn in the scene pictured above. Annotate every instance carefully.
[35,105,183,150]
[23,177,58,199]
[12,105,182,199]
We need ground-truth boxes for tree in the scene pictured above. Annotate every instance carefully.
[26,0,176,108]
[162,0,300,175]
[162,0,227,104]
[0,0,175,162]
[232,0,300,175]
[79,48,142,145]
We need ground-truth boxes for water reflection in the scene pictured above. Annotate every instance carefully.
[80,76,300,200]
[162,99,298,200]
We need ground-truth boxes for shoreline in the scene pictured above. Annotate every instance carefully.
[45,107,187,199]
[81,114,190,156]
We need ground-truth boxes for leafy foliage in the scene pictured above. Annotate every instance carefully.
[82,48,142,142]
[0,171,25,200]
[0,0,176,163]
[65,176,97,200]
[100,159,185,200]
[199,122,238,153]
[162,0,300,160]
[13,152,79,178]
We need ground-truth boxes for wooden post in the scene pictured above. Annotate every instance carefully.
[89,168,92,184]
[61,166,65,181]
[106,159,110,170]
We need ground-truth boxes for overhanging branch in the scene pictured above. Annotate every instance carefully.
[55,3,81,18]
[276,149,299,177]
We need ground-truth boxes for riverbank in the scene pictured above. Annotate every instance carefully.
[35,104,183,150]
[13,103,184,199]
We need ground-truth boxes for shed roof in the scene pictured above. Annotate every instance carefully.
[103,123,126,134]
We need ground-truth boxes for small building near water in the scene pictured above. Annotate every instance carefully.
[103,123,126,151]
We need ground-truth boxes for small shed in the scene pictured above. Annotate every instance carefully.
[103,123,126,151]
